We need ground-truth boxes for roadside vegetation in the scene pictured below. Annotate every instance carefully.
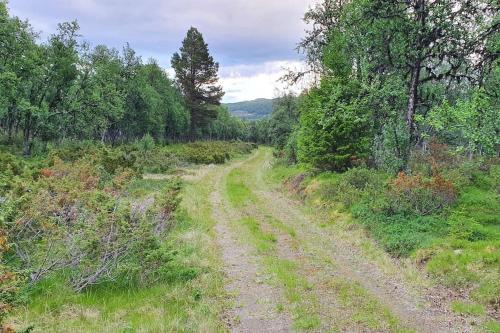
[250,0,499,328]
[269,147,499,319]
[0,140,254,331]
[0,1,258,329]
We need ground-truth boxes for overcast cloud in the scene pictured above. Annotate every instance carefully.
[8,0,314,102]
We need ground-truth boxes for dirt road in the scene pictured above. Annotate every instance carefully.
[201,147,475,332]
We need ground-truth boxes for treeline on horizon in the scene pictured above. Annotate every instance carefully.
[0,2,249,156]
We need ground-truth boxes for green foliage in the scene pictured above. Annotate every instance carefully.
[169,141,255,165]
[353,206,447,257]
[3,154,164,290]
[291,0,498,172]
[171,27,224,137]
[206,107,249,141]
[0,150,24,195]
[9,165,228,332]
[247,93,299,159]
[0,5,254,153]
[283,128,299,163]
[0,230,22,329]
[136,134,155,152]
[385,172,457,216]
[417,89,500,157]
[297,77,372,171]
[369,77,410,172]
[268,94,299,150]
[0,140,254,325]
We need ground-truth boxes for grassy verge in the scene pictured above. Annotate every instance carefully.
[266,153,500,327]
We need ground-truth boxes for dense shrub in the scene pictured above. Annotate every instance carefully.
[297,78,373,171]
[303,167,386,210]
[386,172,457,216]
[0,140,255,322]
[134,148,181,174]
[166,141,255,165]
[352,205,447,256]
[1,140,255,295]
[46,140,256,174]
[0,151,25,195]
[5,155,182,291]
[135,134,155,152]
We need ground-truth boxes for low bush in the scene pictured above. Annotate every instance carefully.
[0,230,21,330]
[386,172,457,216]
[168,141,256,165]
[45,140,256,174]
[0,140,256,330]
[352,205,447,257]
[4,155,183,291]
[135,134,155,152]
[301,167,386,211]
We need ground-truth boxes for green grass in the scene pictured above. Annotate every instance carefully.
[484,320,500,333]
[226,168,256,206]
[234,215,319,329]
[239,217,277,253]
[126,178,172,197]
[424,175,500,310]
[327,279,414,333]
[17,277,213,332]
[265,257,320,330]
[264,159,305,185]
[265,214,297,239]
[451,301,486,316]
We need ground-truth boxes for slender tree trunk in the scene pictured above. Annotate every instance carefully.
[22,112,33,156]
[7,117,13,143]
[407,60,421,145]
[23,128,31,156]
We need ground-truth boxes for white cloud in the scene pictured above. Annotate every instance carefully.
[219,61,308,103]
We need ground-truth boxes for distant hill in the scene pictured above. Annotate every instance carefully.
[224,98,274,120]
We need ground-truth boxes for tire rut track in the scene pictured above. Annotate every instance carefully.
[210,157,291,333]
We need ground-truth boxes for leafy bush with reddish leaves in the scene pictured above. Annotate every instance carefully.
[386,171,457,215]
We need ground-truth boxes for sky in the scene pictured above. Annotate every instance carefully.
[7,0,315,103]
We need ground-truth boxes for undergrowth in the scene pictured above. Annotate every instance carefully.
[0,140,253,331]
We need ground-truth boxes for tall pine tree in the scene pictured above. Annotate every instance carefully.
[171,27,224,138]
